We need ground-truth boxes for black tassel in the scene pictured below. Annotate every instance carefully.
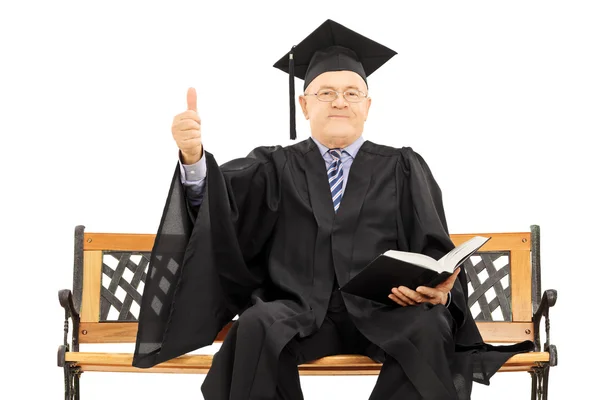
[289,45,296,140]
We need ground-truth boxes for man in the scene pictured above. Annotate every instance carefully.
[133,20,533,399]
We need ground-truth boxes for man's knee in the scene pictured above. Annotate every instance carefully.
[419,304,455,340]
[280,340,301,364]
[236,305,267,338]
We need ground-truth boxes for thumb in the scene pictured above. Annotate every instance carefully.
[439,267,460,290]
[447,267,461,286]
[187,87,197,111]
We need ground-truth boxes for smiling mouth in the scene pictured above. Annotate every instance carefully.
[329,115,349,118]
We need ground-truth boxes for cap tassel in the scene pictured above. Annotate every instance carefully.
[289,45,296,140]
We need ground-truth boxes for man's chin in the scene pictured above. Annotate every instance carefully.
[323,126,355,137]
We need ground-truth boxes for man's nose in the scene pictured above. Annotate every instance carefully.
[331,94,348,108]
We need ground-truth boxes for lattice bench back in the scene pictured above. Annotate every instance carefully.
[71,225,540,345]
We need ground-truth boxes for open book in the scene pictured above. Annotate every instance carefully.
[340,236,491,305]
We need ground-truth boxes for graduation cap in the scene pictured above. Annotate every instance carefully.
[273,19,397,140]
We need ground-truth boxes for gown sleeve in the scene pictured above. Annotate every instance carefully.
[132,146,281,368]
[397,147,468,328]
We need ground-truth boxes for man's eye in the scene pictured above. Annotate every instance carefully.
[346,92,359,98]
[320,91,334,96]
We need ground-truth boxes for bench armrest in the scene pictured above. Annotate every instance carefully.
[532,289,557,366]
[58,289,80,366]
[59,289,79,321]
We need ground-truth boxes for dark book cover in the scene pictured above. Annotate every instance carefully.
[340,254,452,306]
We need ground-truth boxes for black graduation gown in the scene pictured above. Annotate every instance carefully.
[132,138,534,399]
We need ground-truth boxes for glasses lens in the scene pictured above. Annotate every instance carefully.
[316,90,338,102]
[344,90,362,102]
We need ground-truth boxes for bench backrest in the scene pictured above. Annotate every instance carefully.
[71,225,541,346]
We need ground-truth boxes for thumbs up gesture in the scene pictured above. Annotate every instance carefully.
[172,87,203,165]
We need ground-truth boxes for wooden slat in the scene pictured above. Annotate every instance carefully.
[64,352,550,375]
[78,321,533,344]
[78,322,230,344]
[79,322,136,343]
[74,364,538,374]
[82,231,530,253]
[475,321,534,342]
[80,251,102,322]
[450,232,531,252]
[511,249,533,321]
[84,233,155,252]
[72,365,212,374]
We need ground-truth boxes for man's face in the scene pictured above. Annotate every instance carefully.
[299,70,371,146]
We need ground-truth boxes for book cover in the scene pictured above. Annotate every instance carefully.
[340,236,490,305]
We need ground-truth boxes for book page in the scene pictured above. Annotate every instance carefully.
[438,236,490,272]
[383,250,441,272]
[435,245,463,271]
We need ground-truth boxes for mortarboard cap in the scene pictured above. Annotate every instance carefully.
[273,19,397,140]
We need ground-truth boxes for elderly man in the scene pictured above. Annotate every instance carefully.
[133,20,533,400]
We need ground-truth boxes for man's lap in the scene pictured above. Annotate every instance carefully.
[286,290,380,364]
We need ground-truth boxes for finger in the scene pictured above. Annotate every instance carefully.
[416,287,444,305]
[173,110,201,124]
[174,119,201,132]
[398,286,427,303]
[187,87,197,111]
[415,286,440,298]
[437,268,461,291]
[446,268,461,286]
[451,267,461,279]
[388,294,407,307]
[392,288,416,305]
[179,138,202,150]
[176,130,201,141]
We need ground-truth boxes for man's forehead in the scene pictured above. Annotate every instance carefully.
[308,71,367,91]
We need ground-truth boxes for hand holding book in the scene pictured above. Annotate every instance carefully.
[340,236,490,306]
[388,267,461,307]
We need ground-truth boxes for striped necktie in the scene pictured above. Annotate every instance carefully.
[328,149,344,213]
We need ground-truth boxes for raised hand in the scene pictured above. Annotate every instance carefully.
[172,87,203,164]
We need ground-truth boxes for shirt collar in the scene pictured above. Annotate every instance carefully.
[311,135,365,159]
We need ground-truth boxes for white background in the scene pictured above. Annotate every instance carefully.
[1,0,598,399]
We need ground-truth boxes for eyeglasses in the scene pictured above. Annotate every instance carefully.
[304,88,367,103]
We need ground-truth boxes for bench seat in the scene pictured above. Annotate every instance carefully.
[64,351,550,375]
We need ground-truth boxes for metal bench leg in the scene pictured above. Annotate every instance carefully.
[58,288,82,399]
[541,365,550,400]
[530,370,538,400]
[64,364,81,400]
[530,365,550,400]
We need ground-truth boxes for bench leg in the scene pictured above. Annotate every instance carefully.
[64,364,81,400]
[530,370,537,400]
[530,364,550,400]
[541,365,550,400]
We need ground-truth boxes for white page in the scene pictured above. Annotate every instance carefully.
[438,236,490,271]
[383,250,441,272]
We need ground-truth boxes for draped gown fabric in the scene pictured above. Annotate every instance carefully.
[132,138,534,399]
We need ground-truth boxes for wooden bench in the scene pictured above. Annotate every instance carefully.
[57,224,557,399]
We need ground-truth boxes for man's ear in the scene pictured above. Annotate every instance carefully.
[299,95,309,120]
[365,97,372,121]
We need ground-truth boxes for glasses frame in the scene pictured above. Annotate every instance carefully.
[303,89,368,103]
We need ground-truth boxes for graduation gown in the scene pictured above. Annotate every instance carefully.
[132,138,534,399]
